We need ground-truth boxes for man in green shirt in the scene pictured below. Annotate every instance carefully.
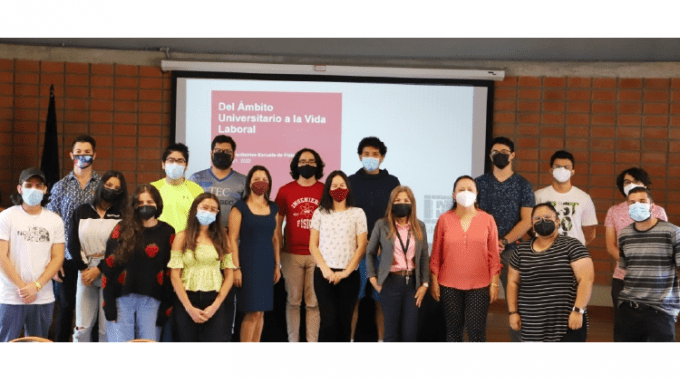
[151,143,204,233]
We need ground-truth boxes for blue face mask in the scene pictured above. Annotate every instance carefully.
[196,210,217,226]
[165,163,185,180]
[628,202,651,222]
[73,155,93,169]
[21,187,44,206]
[361,157,380,172]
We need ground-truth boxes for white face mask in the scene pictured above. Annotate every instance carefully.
[624,183,644,196]
[552,167,572,183]
[456,190,477,208]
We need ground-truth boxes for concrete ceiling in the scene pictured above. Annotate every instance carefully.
[1,38,679,61]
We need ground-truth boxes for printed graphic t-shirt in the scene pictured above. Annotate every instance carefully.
[0,206,65,305]
[275,181,324,255]
[534,185,598,245]
[189,168,247,227]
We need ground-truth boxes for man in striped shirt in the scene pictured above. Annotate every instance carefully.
[615,187,680,342]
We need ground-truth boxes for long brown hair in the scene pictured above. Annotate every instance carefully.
[114,185,163,264]
[182,193,229,261]
[384,186,423,241]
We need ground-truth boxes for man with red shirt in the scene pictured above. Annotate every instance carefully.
[275,148,326,342]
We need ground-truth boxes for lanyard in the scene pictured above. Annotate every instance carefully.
[395,223,411,271]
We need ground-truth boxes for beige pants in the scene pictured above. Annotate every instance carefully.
[280,252,320,342]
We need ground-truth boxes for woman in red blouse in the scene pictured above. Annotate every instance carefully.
[429,175,500,342]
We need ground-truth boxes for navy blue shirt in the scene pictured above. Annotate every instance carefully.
[475,172,535,240]
[348,168,400,238]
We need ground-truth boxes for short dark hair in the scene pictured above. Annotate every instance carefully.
[490,136,514,153]
[319,170,355,213]
[290,148,325,180]
[94,170,128,212]
[162,143,189,162]
[72,135,96,151]
[531,202,559,219]
[550,150,575,168]
[627,186,653,202]
[357,137,387,156]
[616,167,652,197]
[243,165,273,201]
[211,135,236,152]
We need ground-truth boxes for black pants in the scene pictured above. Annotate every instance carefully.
[223,287,236,342]
[614,301,676,342]
[314,268,360,342]
[380,273,419,342]
[440,285,490,342]
[174,291,229,342]
[54,259,78,342]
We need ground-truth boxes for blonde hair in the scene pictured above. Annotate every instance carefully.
[385,186,423,241]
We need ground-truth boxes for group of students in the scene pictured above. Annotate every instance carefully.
[0,133,678,343]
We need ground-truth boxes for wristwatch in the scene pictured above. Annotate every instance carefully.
[422,283,429,288]
[572,306,586,314]
[501,238,509,246]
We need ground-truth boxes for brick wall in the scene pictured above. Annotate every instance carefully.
[1,57,679,286]
[0,58,172,202]
[493,76,680,285]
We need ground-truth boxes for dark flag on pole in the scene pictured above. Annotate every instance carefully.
[40,84,60,190]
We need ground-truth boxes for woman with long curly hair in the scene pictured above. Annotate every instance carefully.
[169,193,235,342]
[102,185,175,342]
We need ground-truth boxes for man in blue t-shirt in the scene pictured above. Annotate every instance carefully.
[188,135,246,342]
[475,136,535,342]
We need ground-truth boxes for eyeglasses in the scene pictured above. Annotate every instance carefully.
[553,165,573,170]
[214,149,233,155]
[491,149,512,155]
[299,160,316,165]
[532,216,556,223]
[166,158,186,165]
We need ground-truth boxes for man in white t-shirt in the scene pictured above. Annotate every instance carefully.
[534,150,597,246]
[0,168,65,341]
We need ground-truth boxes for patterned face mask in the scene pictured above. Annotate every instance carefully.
[329,188,349,203]
[73,155,94,169]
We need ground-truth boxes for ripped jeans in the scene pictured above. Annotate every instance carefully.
[73,256,106,342]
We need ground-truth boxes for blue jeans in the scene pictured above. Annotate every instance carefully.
[0,302,55,342]
[380,273,419,342]
[106,293,161,342]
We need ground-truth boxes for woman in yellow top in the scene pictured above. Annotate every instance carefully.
[169,193,235,342]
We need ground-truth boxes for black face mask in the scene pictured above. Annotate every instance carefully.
[298,165,316,179]
[136,205,157,221]
[392,203,412,218]
[534,219,556,237]
[492,153,510,169]
[101,187,122,203]
[212,152,233,170]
